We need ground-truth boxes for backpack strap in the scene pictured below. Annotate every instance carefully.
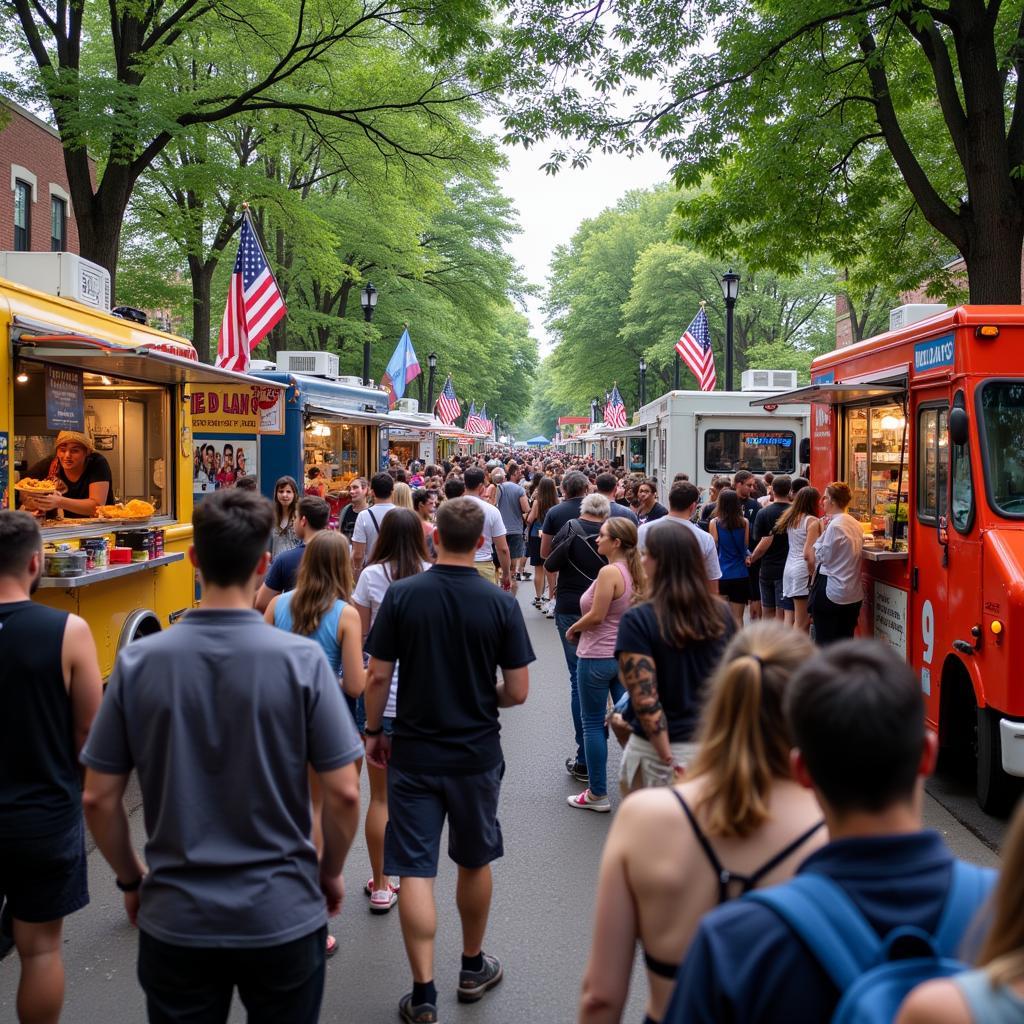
[933,861,996,957]
[745,874,882,993]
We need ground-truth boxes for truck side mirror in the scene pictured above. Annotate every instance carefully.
[799,437,811,463]
[949,407,969,446]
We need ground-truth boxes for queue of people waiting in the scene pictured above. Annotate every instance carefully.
[0,443,1020,1024]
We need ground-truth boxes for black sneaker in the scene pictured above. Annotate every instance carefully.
[399,992,438,1023]
[565,756,589,783]
[458,952,503,1003]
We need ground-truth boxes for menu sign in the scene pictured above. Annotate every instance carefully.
[45,364,85,430]
[189,384,284,434]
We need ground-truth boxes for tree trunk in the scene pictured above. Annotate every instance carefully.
[188,258,217,363]
[963,219,1024,304]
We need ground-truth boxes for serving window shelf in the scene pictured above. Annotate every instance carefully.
[37,552,184,589]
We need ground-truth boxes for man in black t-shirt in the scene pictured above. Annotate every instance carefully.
[749,475,793,621]
[364,498,534,1024]
[733,471,763,620]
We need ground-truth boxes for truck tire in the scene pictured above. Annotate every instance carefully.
[976,706,1022,816]
[116,609,162,655]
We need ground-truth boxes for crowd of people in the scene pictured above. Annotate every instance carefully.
[0,445,1021,1024]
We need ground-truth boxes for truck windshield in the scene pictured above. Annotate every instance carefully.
[980,381,1024,516]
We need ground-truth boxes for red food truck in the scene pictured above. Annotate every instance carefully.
[759,306,1024,813]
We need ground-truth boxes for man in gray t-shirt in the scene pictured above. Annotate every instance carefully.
[491,468,529,577]
[82,489,363,1022]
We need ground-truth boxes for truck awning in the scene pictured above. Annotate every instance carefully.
[750,381,905,408]
[13,332,286,390]
[304,405,392,427]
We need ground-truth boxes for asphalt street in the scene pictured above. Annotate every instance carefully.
[0,584,1001,1022]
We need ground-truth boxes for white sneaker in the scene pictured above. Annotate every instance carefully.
[545,602,555,618]
[567,789,611,812]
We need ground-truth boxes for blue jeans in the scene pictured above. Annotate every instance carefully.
[577,657,625,797]
[555,612,584,764]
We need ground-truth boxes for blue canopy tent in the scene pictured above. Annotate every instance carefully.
[525,435,550,446]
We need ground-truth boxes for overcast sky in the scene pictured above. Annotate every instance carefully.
[491,136,672,355]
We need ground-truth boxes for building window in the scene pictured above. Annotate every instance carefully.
[50,196,66,252]
[14,179,31,250]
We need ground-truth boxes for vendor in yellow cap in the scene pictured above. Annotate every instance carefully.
[20,430,113,519]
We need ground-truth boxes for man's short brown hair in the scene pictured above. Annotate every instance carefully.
[435,497,484,553]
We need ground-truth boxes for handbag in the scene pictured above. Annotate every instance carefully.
[807,567,824,612]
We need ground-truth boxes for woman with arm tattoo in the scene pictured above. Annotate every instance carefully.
[615,525,735,794]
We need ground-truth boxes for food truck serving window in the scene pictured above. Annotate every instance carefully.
[305,420,372,489]
[917,406,948,524]
[14,361,172,522]
[979,381,1024,517]
[843,402,908,524]
[704,430,796,474]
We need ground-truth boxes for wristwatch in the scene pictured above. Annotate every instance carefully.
[116,875,144,892]
[364,725,384,737]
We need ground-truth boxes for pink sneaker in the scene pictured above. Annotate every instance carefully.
[566,789,611,812]
[365,877,401,897]
[369,887,398,914]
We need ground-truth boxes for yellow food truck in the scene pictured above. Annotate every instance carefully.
[1,262,283,677]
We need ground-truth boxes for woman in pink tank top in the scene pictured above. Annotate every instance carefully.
[565,518,646,812]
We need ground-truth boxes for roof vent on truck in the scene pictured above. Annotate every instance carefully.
[889,303,947,331]
[277,350,339,379]
[740,369,798,392]
[0,251,111,312]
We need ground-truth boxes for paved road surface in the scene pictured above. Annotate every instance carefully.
[0,584,1001,1022]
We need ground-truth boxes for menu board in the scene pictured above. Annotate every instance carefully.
[45,364,85,430]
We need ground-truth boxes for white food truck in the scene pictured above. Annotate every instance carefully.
[638,370,811,494]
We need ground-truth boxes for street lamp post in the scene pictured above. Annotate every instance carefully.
[360,282,378,386]
[591,396,599,424]
[427,352,437,412]
[720,268,740,392]
[638,356,647,408]
[674,351,680,391]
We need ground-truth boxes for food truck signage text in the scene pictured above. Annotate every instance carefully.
[45,364,85,430]
[873,581,908,657]
[913,333,955,373]
[743,433,793,447]
[190,385,284,434]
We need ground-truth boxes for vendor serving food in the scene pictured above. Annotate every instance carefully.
[19,430,112,519]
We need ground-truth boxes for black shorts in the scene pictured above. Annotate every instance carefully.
[748,562,762,602]
[528,535,544,566]
[384,763,505,877]
[720,577,750,605]
[0,816,89,923]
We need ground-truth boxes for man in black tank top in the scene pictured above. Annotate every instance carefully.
[0,511,103,1023]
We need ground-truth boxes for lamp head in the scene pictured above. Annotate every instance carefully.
[360,282,378,310]
[428,351,437,369]
[721,268,741,302]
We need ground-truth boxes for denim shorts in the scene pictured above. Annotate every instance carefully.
[759,576,794,611]
[345,693,366,734]
[0,816,89,923]
[384,762,504,877]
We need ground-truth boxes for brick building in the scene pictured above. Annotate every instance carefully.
[0,97,92,256]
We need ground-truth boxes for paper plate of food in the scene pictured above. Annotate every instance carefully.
[97,499,156,520]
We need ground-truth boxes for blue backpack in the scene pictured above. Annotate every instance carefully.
[745,861,996,1024]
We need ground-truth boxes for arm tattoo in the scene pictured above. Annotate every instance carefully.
[619,653,668,736]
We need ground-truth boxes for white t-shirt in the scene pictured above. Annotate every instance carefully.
[638,515,722,582]
[465,494,507,562]
[352,503,396,561]
[352,560,432,719]
[813,513,864,605]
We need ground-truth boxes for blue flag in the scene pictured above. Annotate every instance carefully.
[381,327,421,407]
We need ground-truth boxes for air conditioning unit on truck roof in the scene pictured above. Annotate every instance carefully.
[889,303,947,331]
[277,350,339,378]
[740,369,798,392]
[0,251,111,311]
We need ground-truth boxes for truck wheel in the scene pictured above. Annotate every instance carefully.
[116,609,162,655]
[976,707,1022,816]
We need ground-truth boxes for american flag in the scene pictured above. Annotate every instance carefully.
[479,404,492,433]
[675,306,716,391]
[604,384,628,427]
[435,375,461,424]
[216,210,286,372]
[465,401,483,433]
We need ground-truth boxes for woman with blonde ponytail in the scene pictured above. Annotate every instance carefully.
[578,622,826,1024]
[565,516,645,813]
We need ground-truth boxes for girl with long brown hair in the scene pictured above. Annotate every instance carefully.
[263,529,363,957]
[709,487,751,627]
[270,475,300,559]
[352,508,431,914]
[565,517,646,812]
[580,622,825,1024]
[776,485,822,631]
[526,475,559,609]
[616,524,733,796]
